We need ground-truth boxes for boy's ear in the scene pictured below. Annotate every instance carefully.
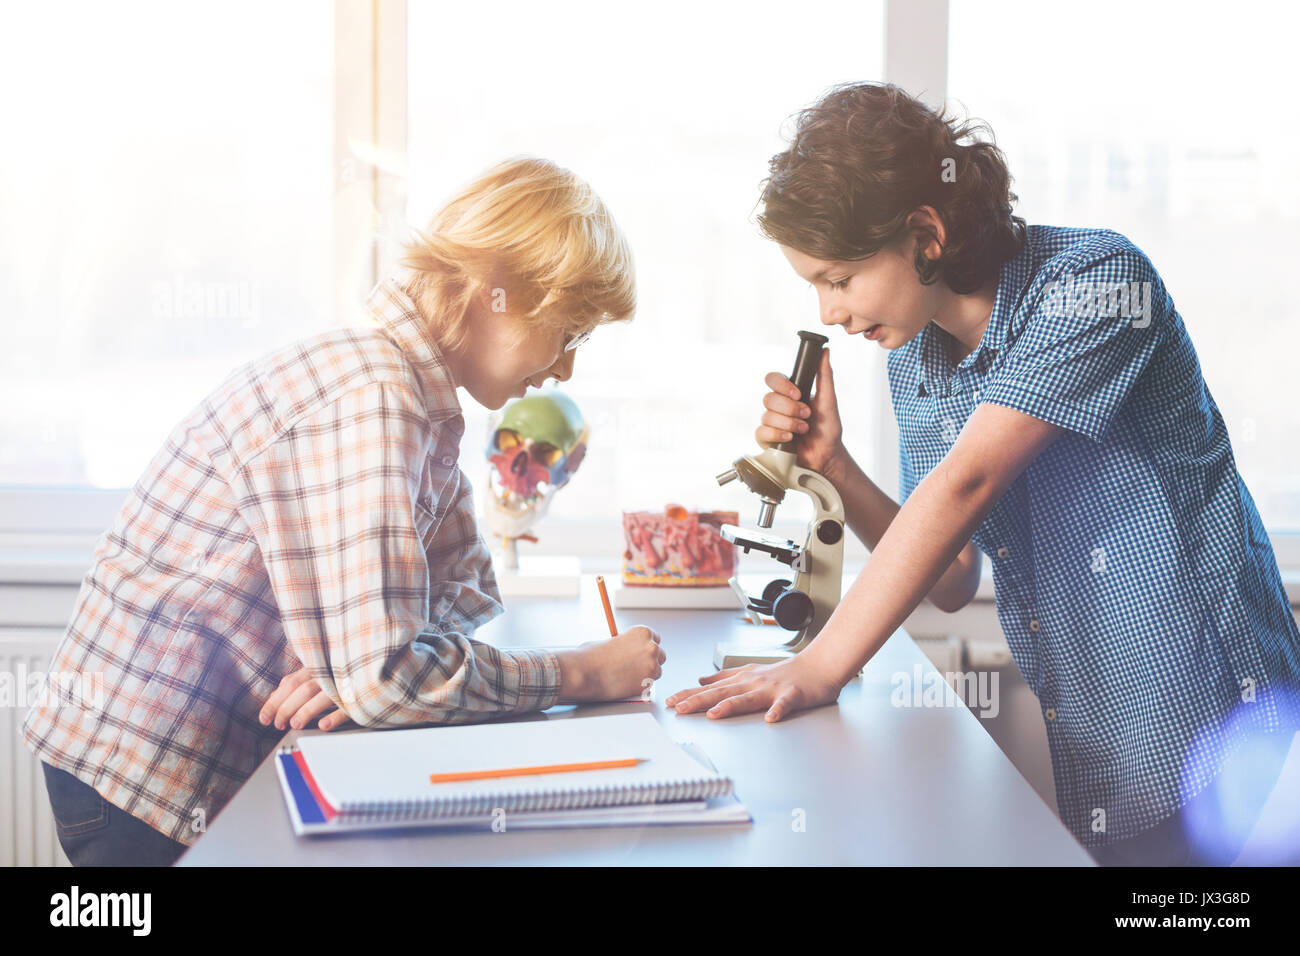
[907,206,946,259]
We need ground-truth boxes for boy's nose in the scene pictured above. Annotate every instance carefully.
[820,302,849,328]
[817,291,848,328]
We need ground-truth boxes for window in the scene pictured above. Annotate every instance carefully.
[0,1,334,489]
[5,0,1293,559]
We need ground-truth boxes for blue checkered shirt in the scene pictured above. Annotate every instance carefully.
[888,224,1300,847]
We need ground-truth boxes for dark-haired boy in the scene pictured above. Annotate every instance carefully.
[668,82,1300,866]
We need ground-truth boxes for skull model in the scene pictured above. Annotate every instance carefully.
[484,391,588,568]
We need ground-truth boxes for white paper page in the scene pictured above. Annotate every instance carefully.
[297,712,727,811]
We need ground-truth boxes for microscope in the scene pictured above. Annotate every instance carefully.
[713,331,845,669]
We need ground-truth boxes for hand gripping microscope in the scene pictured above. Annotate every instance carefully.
[713,331,845,669]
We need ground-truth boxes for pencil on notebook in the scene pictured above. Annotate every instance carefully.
[429,757,645,784]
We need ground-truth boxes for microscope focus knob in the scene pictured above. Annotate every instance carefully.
[772,586,814,632]
[816,519,843,545]
[762,579,792,604]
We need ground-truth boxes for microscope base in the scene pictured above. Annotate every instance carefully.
[713,641,805,670]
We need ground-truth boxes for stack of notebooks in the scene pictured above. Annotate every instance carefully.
[275,712,751,834]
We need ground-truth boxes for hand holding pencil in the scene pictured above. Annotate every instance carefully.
[551,578,665,703]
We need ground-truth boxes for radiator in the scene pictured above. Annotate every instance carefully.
[1,633,71,867]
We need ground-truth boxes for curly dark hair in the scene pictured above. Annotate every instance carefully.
[757,82,1026,294]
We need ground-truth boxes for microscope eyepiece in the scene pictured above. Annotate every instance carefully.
[777,331,828,455]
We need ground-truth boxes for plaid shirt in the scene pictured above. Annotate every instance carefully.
[24,271,562,845]
[889,225,1300,847]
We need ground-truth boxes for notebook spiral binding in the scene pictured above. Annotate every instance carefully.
[341,777,734,822]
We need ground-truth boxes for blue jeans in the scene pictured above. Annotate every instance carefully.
[41,762,187,867]
[1087,730,1295,867]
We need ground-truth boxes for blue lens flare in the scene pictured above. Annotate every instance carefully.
[1177,685,1300,865]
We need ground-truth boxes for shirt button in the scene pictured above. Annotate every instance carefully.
[971,389,980,401]
[996,546,1010,559]
[1045,707,1056,721]
[190,555,205,571]
[1029,619,1041,632]
[440,455,455,467]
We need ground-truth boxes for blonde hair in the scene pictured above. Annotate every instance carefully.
[401,157,636,351]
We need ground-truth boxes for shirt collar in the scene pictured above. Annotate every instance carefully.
[360,266,464,426]
[915,233,1036,395]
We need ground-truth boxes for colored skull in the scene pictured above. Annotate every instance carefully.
[483,392,588,555]
[486,392,588,500]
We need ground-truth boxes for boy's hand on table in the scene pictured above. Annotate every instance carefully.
[664,653,843,722]
[259,669,355,732]
[555,626,666,703]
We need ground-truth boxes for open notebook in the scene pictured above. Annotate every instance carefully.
[276,713,751,835]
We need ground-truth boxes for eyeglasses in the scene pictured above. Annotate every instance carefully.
[563,327,593,352]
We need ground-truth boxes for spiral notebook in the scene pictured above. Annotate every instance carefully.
[276,713,750,835]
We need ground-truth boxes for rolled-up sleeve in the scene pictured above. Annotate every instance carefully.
[981,244,1167,442]
[241,381,561,727]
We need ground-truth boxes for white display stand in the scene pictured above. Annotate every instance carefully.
[493,555,582,598]
[612,580,740,610]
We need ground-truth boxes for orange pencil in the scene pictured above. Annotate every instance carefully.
[430,757,643,784]
[596,574,618,637]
